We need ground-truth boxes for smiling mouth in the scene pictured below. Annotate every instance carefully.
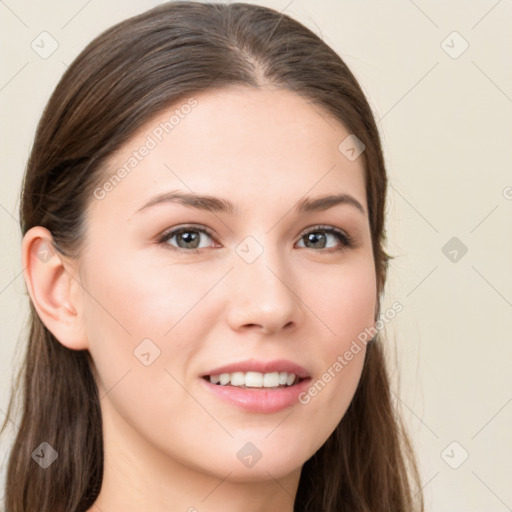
[203,371,306,389]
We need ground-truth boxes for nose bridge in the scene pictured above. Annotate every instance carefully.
[227,233,300,332]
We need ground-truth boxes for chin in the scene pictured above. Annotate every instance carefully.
[219,457,304,483]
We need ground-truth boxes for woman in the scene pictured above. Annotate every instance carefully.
[2,2,423,511]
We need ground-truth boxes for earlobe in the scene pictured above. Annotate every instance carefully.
[21,226,89,351]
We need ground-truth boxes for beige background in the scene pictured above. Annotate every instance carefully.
[1,1,511,510]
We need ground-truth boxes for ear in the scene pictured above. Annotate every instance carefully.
[21,226,88,350]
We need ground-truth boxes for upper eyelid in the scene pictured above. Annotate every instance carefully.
[159,223,351,244]
[161,224,217,240]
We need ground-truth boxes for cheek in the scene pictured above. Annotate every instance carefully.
[81,247,216,349]
[79,247,237,412]
[309,253,377,349]
[296,255,376,436]
[79,252,212,445]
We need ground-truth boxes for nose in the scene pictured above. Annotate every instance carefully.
[226,246,302,335]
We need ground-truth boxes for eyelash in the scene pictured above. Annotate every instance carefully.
[156,224,354,255]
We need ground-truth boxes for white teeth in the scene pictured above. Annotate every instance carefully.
[230,372,245,386]
[263,372,280,387]
[245,371,263,387]
[207,371,299,388]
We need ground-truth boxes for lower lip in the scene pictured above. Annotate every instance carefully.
[200,377,311,413]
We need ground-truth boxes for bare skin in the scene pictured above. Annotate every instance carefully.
[22,85,376,512]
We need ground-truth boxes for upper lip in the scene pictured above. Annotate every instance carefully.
[202,359,311,380]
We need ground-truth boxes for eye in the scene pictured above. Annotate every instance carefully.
[157,225,217,253]
[157,224,354,254]
[296,225,354,253]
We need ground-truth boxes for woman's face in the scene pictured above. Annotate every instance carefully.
[77,86,376,482]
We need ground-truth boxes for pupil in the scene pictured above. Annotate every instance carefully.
[180,231,199,248]
[308,232,325,248]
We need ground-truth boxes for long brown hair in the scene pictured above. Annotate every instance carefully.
[2,2,423,510]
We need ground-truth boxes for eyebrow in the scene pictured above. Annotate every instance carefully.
[135,190,366,216]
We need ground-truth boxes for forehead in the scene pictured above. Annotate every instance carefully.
[93,86,367,217]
